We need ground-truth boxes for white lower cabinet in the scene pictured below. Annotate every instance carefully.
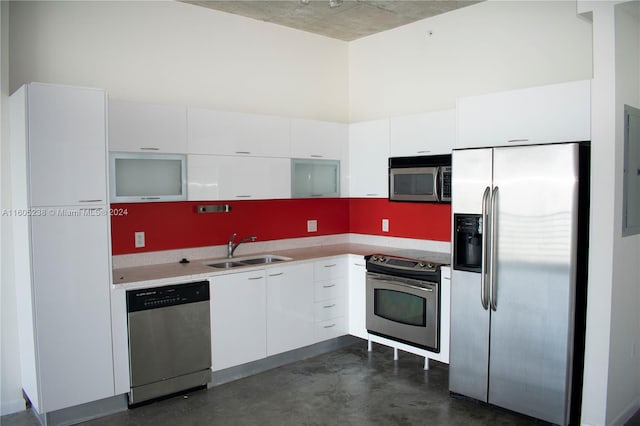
[313,257,348,341]
[211,271,267,371]
[347,255,368,339]
[27,213,115,412]
[266,263,316,356]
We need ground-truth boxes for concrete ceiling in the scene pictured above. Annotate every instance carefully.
[182,1,482,41]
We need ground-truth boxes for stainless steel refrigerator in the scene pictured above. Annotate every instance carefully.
[449,143,589,425]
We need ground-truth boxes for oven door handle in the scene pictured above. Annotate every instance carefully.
[368,276,435,293]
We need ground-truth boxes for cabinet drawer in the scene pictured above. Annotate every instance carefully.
[314,300,344,322]
[315,317,346,342]
[314,259,347,282]
[314,279,343,302]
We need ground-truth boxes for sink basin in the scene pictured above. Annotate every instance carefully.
[205,255,292,269]
[207,261,248,269]
[241,256,287,265]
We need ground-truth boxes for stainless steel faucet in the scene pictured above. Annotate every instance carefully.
[227,233,257,258]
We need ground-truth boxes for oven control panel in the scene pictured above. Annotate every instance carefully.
[368,254,439,272]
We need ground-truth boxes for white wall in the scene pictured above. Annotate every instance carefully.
[348,0,593,122]
[608,1,640,423]
[8,1,349,122]
[1,0,23,416]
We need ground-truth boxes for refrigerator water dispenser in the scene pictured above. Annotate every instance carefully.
[453,214,483,272]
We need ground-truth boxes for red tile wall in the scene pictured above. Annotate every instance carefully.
[110,198,451,255]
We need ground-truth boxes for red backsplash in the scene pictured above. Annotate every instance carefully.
[110,198,451,255]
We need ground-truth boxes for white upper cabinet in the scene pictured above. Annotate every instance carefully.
[389,109,455,157]
[348,119,390,198]
[290,118,348,160]
[455,80,591,149]
[188,155,290,200]
[187,108,290,157]
[108,99,187,153]
[26,84,108,207]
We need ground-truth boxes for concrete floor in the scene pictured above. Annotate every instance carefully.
[2,340,630,426]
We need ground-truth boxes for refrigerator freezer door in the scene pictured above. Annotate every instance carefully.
[449,148,493,401]
[488,143,579,425]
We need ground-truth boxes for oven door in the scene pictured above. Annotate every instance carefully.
[389,166,439,202]
[366,272,439,352]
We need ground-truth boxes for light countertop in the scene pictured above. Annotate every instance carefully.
[112,243,450,287]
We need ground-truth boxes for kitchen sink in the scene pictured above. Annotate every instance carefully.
[241,256,287,265]
[207,261,248,269]
[205,255,291,269]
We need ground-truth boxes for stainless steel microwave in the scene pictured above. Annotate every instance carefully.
[389,155,451,203]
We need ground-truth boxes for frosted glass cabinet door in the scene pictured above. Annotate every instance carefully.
[27,84,107,207]
[109,153,187,202]
[291,159,340,197]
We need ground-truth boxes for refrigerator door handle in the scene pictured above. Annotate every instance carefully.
[480,186,491,310]
[490,186,499,311]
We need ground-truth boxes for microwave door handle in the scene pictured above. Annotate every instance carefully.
[480,186,491,310]
[434,167,441,202]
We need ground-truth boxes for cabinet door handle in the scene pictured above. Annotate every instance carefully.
[323,304,336,309]
[248,276,263,281]
[79,199,103,203]
[323,323,336,329]
[236,195,252,198]
[324,264,337,268]
[354,263,365,267]
[140,147,160,151]
[268,272,284,277]
[366,193,379,196]
[141,197,161,200]
[310,154,323,158]
[235,151,251,155]
[310,194,323,197]
[507,139,529,143]
[417,150,431,154]
[323,284,335,288]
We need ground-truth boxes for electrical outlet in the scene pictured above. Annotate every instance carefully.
[307,220,318,233]
[135,231,145,248]
[382,219,389,232]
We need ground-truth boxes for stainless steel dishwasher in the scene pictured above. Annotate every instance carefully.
[126,280,211,406]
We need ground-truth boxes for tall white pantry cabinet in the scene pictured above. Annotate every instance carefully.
[10,83,115,415]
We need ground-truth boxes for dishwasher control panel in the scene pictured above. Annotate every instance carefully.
[126,280,209,313]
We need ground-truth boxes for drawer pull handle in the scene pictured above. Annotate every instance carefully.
[79,199,103,203]
[324,264,337,268]
[323,304,336,309]
[235,151,251,155]
[417,150,431,154]
[248,276,262,281]
[310,154,324,158]
[236,195,252,198]
[507,139,529,143]
[354,263,365,267]
[140,147,160,151]
[268,272,284,277]
[323,284,336,288]
[323,323,336,329]
[141,197,161,200]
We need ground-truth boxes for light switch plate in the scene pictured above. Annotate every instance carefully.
[135,231,145,248]
[382,219,389,232]
[307,220,318,233]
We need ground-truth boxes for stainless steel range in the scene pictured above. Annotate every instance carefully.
[365,253,444,353]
